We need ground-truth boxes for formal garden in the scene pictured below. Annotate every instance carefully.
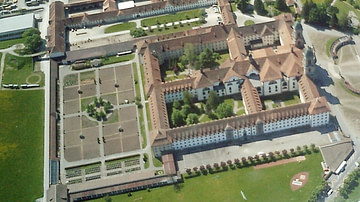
[92,144,327,202]
[85,97,113,121]
[168,91,245,127]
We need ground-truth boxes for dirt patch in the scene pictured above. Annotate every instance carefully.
[290,172,309,191]
[254,156,306,170]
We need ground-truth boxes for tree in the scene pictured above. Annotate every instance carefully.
[329,12,339,28]
[186,113,199,125]
[302,0,315,22]
[181,104,192,117]
[183,91,194,106]
[248,156,254,162]
[22,28,40,38]
[173,100,181,110]
[221,161,227,168]
[236,0,250,13]
[310,143,317,152]
[199,16,206,24]
[186,168,192,175]
[308,4,328,26]
[130,28,147,38]
[242,157,247,164]
[214,163,220,170]
[268,152,275,159]
[171,109,185,127]
[227,160,233,166]
[23,34,43,54]
[199,48,214,67]
[254,0,267,16]
[338,13,349,30]
[193,167,198,172]
[275,0,288,11]
[275,151,281,156]
[198,8,206,17]
[282,149,288,157]
[206,91,220,109]
[234,158,240,164]
[303,145,309,153]
[216,103,233,119]
[183,43,197,68]
[104,194,112,202]
[206,164,212,170]
[254,155,260,161]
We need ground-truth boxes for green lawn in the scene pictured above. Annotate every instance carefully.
[2,54,44,86]
[199,114,212,123]
[0,90,44,201]
[152,152,163,167]
[334,0,360,19]
[141,9,202,27]
[237,108,246,115]
[344,178,360,201]
[245,20,255,26]
[104,22,136,34]
[93,153,324,202]
[145,103,152,131]
[139,105,147,149]
[144,153,149,169]
[0,38,25,49]
[215,51,230,65]
[283,95,300,106]
[164,74,188,82]
[301,0,324,4]
[101,54,135,65]
[146,21,203,36]
[132,63,141,97]
[326,37,338,57]
[231,3,237,11]
[223,98,235,108]
[140,64,146,99]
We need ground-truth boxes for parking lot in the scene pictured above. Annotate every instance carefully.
[61,64,140,162]
[177,129,333,172]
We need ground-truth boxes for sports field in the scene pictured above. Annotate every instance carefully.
[0,90,44,201]
[93,153,323,202]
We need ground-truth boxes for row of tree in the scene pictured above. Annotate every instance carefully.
[338,168,360,199]
[185,144,319,176]
[302,0,349,30]
[179,45,220,70]
[239,0,288,15]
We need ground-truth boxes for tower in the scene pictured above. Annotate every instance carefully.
[303,46,317,79]
[292,21,304,49]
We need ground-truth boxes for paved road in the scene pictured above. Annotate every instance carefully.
[178,129,331,172]
[302,21,360,200]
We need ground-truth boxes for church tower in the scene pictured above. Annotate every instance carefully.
[303,46,317,79]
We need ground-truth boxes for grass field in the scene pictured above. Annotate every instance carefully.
[0,90,44,201]
[334,0,360,19]
[141,9,202,27]
[326,37,338,57]
[245,20,255,26]
[2,54,44,86]
[0,38,25,49]
[146,21,203,36]
[93,153,323,202]
[139,108,147,149]
[101,54,134,65]
[145,103,152,131]
[231,3,237,11]
[104,22,136,34]
[132,63,141,97]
